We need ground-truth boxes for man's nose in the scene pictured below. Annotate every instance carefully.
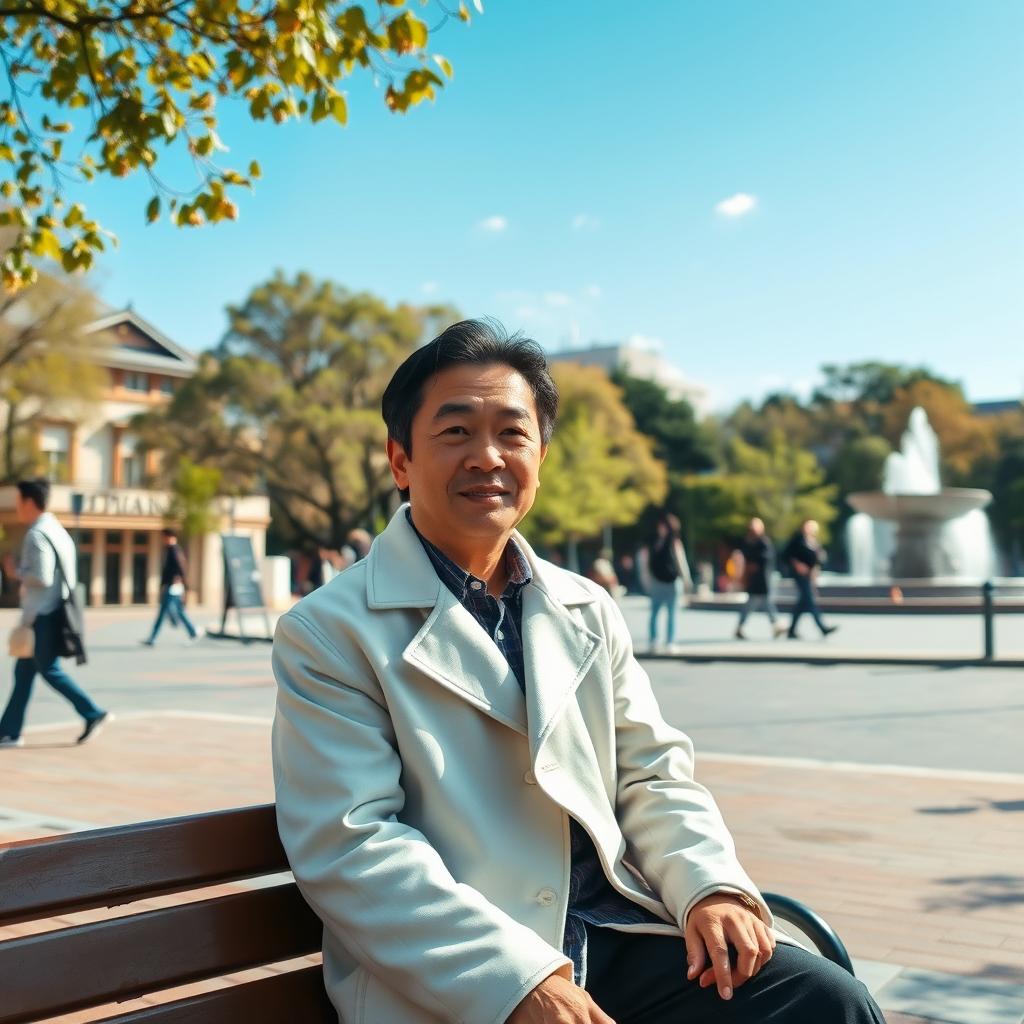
[465,439,505,472]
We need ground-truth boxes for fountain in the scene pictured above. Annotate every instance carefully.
[846,408,994,580]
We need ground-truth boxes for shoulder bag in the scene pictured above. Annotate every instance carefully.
[39,533,88,665]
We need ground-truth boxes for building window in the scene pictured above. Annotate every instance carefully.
[123,371,149,393]
[120,433,146,487]
[160,377,176,396]
[39,424,71,483]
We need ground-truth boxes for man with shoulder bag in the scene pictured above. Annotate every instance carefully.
[0,478,109,748]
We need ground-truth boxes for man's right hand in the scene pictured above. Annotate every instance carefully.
[508,970,616,1024]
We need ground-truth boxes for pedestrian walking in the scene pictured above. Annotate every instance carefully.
[735,517,787,640]
[588,547,623,601]
[782,518,838,639]
[340,528,372,568]
[0,478,110,748]
[140,528,198,647]
[639,512,693,652]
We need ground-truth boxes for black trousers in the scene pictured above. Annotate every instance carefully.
[788,575,828,635]
[584,926,887,1023]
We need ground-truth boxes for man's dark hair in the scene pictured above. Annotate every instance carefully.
[382,319,558,458]
[162,527,178,538]
[16,477,50,510]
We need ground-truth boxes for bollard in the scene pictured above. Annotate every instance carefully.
[982,580,995,661]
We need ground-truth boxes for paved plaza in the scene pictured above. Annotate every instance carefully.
[1,603,1022,1024]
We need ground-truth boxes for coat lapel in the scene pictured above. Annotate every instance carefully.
[520,573,602,761]
[404,587,529,735]
[368,507,528,735]
[367,506,601,746]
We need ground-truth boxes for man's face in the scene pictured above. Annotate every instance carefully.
[14,494,36,524]
[164,534,176,546]
[387,362,548,544]
[805,520,819,540]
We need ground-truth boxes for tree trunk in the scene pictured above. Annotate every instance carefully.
[2,400,17,483]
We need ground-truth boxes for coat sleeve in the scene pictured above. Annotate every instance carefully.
[596,593,771,929]
[271,610,570,1024]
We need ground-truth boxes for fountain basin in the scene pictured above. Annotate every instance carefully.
[848,489,992,578]
[848,489,992,523]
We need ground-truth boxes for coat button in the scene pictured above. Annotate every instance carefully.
[536,888,557,907]
[524,769,537,785]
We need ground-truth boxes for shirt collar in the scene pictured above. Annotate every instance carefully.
[406,509,532,600]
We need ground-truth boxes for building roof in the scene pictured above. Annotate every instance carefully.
[85,309,198,378]
[973,399,1022,417]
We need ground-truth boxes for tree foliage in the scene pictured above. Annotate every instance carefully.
[166,454,222,538]
[523,364,667,549]
[729,430,838,542]
[134,270,457,548]
[610,369,715,475]
[0,0,475,288]
[0,266,105,480]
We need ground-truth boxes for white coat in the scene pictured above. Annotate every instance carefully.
[272,507,772,1024]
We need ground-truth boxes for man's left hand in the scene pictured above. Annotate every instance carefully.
[683,892,775,1001]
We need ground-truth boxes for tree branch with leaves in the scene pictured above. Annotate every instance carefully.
[0,0,478,288]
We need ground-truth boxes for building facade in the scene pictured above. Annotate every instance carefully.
[548,342,710,417]
[0,309,270,608]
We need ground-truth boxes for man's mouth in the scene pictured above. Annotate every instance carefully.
[459,486,510,498]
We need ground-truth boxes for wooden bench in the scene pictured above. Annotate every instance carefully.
[0,804,334,1024]
[0,804,854,1023]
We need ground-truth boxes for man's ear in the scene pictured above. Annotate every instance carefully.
[386,437,410,491]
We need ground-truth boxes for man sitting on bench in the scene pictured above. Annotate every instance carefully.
[272,320,885,1023]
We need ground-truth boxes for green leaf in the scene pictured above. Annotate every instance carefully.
[32,227,62,261]
[248,160,262,179]
[433,55,454,79]
[146,196,160,223]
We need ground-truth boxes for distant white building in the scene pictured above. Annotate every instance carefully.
[548,342,710,418]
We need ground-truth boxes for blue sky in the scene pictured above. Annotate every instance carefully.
[80,0,1022,411]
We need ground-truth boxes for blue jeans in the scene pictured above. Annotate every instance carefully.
[648,579,681,644]
[789,574,827,635]
[148,590,197,642]
[0,611,105,740]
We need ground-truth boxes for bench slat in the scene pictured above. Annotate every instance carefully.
[0,805,287,926]
[0,883,323,1024]
[90,965,334,1024]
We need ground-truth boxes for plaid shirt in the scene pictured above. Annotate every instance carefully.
[410,514,662,984]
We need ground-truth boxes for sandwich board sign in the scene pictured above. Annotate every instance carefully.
[212,534,272,642]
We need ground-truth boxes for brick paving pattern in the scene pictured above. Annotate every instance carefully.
[4,713,1020,1022]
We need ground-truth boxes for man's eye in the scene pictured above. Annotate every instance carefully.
[444,426,468,435]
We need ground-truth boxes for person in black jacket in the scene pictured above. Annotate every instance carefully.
[782,519,838,640]
[140,528,199,647]
[735,518,786,640]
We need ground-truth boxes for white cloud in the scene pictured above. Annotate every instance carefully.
[543,291,571,308]
[571,213,600,230]
[626,333,665,352]
[715,192,758,217]
[515,305,541,321]
[582,284,601,299]
[420,281,439,296]
[477,214,508,232]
